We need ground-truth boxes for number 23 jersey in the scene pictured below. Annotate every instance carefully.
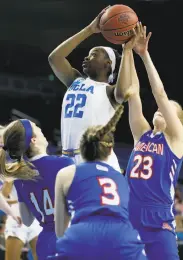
[61,77,115,150]
[67,161,129,225]
[126,130,183,228]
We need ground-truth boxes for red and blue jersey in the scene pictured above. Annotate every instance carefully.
[126,130,183,230]
[14,154,74,231]
[66,161,130,225]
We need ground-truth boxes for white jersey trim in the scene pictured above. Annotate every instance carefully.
[29,154,48,162]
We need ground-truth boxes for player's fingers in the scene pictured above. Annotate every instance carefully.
[100,5,111,15]
[143,26,147,39]
[146,32,152,42]
[140,22,144,36]
[136,22,140,35]
[132,28,137,37]
[133,27,139,38]
[103,5,111,11]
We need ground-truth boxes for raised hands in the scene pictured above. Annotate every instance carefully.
[123,22,152,57]
[133,23,152,57]
[123,22,142,51]
[88,6,111,33]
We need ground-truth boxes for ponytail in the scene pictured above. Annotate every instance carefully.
[80,105,123,161]
[95,105,123,141]
[0,149,38,181]
[0,121,38,181]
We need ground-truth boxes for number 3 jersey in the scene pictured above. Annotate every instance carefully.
[126,130,183,229]
[61,77,115,151]
[67,161,130,225]
[14,154,74,230]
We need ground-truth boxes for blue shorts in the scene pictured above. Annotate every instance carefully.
[36,229,57,260]
[0,210,6,217]
[129,199,179,259]
[48,216,147,260]
[138,226,179,260]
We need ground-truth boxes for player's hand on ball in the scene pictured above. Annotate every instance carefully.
[123,22,141,50]
[133,23,152,57]
[88,6,111,34]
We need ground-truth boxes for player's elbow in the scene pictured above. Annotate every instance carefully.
[114,88,124,104]
[152,84,166,98]
[48,53,54,65]
[48,52,58,66]
[48,50,65,65]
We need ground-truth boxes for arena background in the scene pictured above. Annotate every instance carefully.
[0,0,183,259]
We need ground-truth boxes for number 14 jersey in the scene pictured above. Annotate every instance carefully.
[67,161,129,225]
[126,130,183,228]
[14,155,74,230]
[61,77,115,151]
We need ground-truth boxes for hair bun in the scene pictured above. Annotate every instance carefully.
[88,133,99,142]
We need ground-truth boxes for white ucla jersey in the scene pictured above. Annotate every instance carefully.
[61,77,115,150]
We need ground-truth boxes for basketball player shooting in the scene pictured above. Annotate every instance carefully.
[48,6,133,170]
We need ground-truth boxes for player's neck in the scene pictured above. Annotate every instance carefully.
[31,147,47,157]
[90,75,108,83]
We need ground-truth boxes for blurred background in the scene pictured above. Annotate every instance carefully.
[0,0,183,259]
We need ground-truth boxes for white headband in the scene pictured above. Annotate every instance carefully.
[100,46,116,83]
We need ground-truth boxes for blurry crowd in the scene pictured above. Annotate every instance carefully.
[175,185,183,241]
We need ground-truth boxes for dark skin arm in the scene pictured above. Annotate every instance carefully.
[48,7,110,88]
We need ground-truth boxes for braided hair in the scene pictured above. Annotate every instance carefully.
[80,105,123,161]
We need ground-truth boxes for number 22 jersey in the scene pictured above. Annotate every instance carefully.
[126,130,183,229]
[61,77,115,151]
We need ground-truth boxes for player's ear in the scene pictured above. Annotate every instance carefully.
[31,137,36,144]
[107,59,112,66]
[105,59,111,71]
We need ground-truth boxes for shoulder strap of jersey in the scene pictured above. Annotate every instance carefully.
[139,130,152,141]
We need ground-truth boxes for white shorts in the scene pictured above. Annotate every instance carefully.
[71,149,121,172]
[5,219,43,244]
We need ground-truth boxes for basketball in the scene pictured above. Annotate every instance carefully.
[100,5,138,45]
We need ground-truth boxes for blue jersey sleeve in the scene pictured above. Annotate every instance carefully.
[14,180,24,202]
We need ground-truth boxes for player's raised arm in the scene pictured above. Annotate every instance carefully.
[114,48,132,103]
[114,23,141,102]
[48,7,110,87]
[116,23,150,143]
[134,24,183,141]
[55,165,75,237]
[128,51,151,144]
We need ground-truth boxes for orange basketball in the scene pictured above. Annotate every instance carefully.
[100,5,138,45]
